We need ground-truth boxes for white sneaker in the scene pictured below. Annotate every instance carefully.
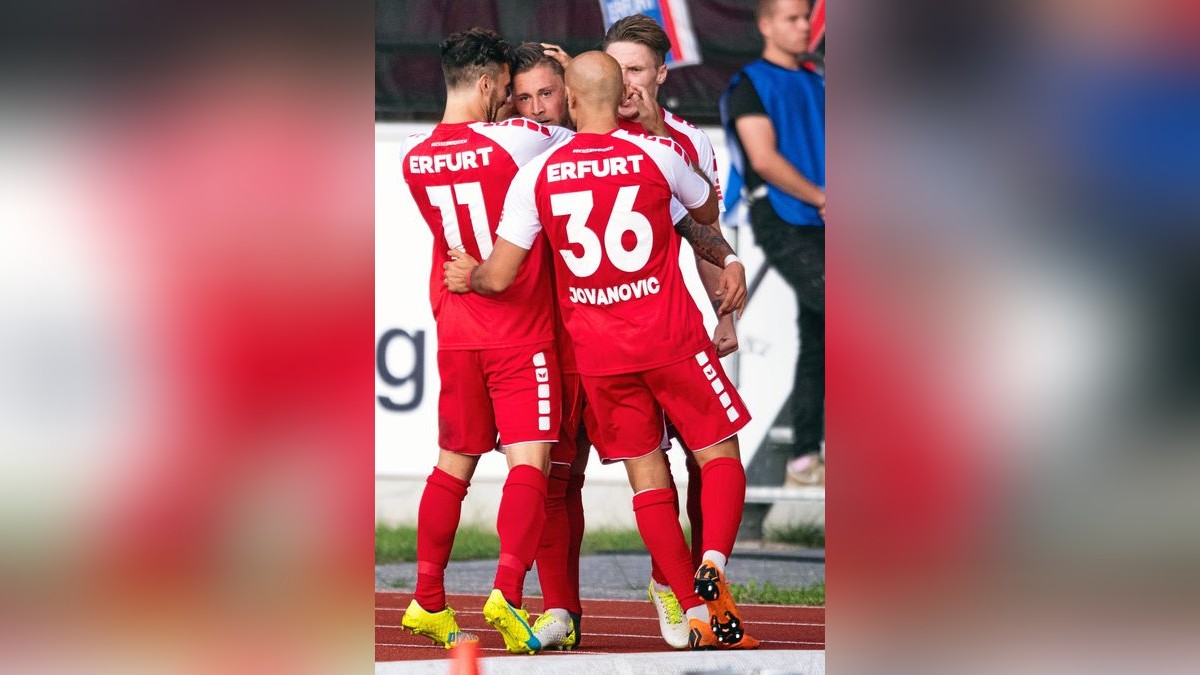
[531,612,575,650]
[647,579,689,649]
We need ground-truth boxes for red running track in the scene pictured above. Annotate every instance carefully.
[376,591,825,661]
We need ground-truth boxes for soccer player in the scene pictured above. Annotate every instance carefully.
[397,28,572,655]
[509,41,743,650]
[506,41,588,650]
[445,52,760,650]
[545,15,738,647]
[600,15,739,646]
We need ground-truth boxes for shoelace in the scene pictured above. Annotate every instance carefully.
[656,590,683,624]
[533,613,573,638]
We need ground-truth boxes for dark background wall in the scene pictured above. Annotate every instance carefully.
[376,0,814,125]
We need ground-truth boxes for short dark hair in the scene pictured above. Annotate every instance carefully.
[510,41,564,78]
[754,0,776,21]
[440,28,511,90]
[601,14,671,66]
[756,0,808,21]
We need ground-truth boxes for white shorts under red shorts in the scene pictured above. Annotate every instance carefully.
[552,372,601,465]
[581,346,751,464]
[437,341,561,455]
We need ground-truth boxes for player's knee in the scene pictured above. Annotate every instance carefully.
[504,441,552,473]
[436,449,479,481]
[694,437,741,466]
[624,452,671,492]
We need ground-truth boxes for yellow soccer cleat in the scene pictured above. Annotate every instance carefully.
[401,599,477,649]
[482,589,541,654]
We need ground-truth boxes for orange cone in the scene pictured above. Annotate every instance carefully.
[449,638,480,675]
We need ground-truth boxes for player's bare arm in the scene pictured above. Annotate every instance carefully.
[699,257,740,356]
[673,215,746,317]
[735,114,825,210]
[451,237,529,296]
[677,214,739,355]
[682,162,720,225]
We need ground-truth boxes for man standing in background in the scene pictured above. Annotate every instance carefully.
[721,0,826,485]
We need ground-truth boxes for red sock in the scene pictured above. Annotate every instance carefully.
[700,457,746,561]
[565,473,585,615]
[493,464,547,607]
[414,467,469,612]
[535,465,573,612]
[649,470,681,586]
[685,452,705,568]
[634,488,702,610]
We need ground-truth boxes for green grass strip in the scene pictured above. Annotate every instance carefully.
[376,524,499,564]
[765,522,825,548]
[376,525,654,563]
[729,580,825,605]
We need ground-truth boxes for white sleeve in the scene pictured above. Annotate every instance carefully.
[668,198,687,225]
[663,150,712,212]
[472,119,570,167]
[398,132,429,183]
[495,160,544,250]
[693,133,725,214]
[545,124,575,146]
[664,113,724,213]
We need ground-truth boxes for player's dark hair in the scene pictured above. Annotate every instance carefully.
[510,41,564,78]
[600,14,672,66]
[440,28,511,89]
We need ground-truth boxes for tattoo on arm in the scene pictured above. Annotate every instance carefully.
[674,215,734,268]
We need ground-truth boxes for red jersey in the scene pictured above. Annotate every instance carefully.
[497,128,713,376]
[616,106,724,217]
[401,119,572,349]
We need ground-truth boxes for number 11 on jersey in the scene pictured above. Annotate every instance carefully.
[426,182,493,258]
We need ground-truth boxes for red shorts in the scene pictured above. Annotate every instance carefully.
[581,346,751,464]
[437,342,561,455]
[552,372,601,465]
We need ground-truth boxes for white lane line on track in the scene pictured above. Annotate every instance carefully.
[376,619,825,629]
[377,619,824,629]
[381,632,824,646]
[377,593,825,612]
[376,644,514,653]
[379,640,824,652]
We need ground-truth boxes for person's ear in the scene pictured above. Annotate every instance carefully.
[655,63,667,86]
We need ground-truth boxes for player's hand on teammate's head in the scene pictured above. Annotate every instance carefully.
[714,259,747,319]
[443,249,480,294]
[540,43,572,69]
